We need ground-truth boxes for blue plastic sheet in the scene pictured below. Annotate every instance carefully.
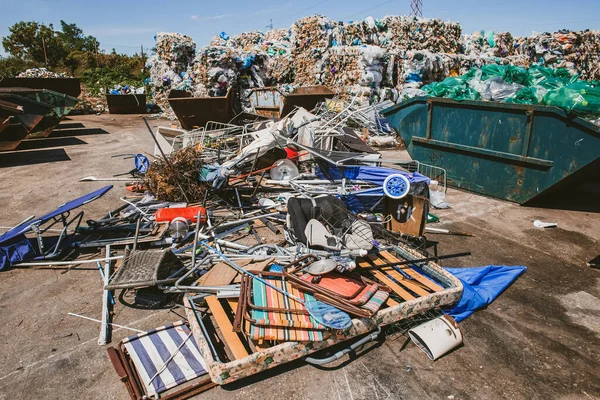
[444,265,527,322]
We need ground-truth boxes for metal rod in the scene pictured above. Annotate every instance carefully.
[132,216,141,251]
[207,212,279,233]
[360,252,472,271]
[68,313,144,333]
[190,211,202,270]
[98,245,111,345]
[18,256,123,267]
[96,262,115,306]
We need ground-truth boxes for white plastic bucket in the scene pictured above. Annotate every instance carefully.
[408,315,463,360]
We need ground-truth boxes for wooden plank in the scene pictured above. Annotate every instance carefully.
[379,251,444,292]
[205,296,248,360]
[357,257,412,302]
[197,259,253,286]
[232,257,274,284]
[367,254,429,297]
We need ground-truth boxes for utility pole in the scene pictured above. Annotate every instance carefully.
[411,0,423,17]
[266,19,274,31]
[41,36,48,67]
[141,45,145,72]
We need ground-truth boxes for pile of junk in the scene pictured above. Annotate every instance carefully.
[0,96,526,399]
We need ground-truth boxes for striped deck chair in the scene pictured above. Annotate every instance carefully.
[240,273,328,342]
[292,272,390,316]
[121,321,208,398]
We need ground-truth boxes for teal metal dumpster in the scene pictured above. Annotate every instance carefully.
[381,97,600,204]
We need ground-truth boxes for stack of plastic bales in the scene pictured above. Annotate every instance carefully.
[210,31,266,49]
[290,15,339,85]
[148,32,196,90]
[186,46,272,98]
[513,30,600,80]
[462,31,515,57]
[316,46,386,88]
[378,16,461,53]
[17,68,72,78]
[262,29,294,84]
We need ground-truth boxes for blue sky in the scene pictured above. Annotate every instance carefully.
[1,0,600,56]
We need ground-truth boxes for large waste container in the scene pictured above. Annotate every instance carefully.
[105,90,147,114]
[381,97,600,204]
[168,89,235,130]
[0,88,79,137]
[0,78,81,98]
[247,85,335,118]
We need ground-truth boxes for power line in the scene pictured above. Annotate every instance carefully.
[411,0,423,17]
[341,0,402,21]
[285,0,330,21]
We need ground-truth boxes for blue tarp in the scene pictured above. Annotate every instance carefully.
[444,265,527,322]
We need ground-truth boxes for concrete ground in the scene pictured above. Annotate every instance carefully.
[0,115,598,400]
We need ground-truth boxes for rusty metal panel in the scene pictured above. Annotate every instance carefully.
[106,94,147,114]
[0,78,81,97]
[168,89,234,130]
[382,97,600,204]
[247,86,335,118]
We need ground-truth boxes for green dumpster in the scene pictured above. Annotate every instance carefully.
[381,97,600,204]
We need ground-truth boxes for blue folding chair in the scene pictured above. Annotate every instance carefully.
[0,185,112,271]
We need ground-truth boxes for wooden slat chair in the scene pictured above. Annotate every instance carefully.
[356,250,444,307]
[235,272,328,342]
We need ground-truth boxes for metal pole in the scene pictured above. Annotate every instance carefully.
[98,245,112,345]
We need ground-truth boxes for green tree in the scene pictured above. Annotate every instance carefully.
[59,21,99,53]
[1,21,98,67]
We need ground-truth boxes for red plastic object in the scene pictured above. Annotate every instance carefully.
[155,206,207,224]
[284,147,298,160]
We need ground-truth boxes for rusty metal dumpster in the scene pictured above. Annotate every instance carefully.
[168,89,235,130]
[381,97,600,204]
[105,90,147,114]
[0,77,81,98]
[0,88,79,137]
[247,85,335,118]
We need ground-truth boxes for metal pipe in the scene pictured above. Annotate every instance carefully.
[18,256,123,267]
[98,245,111,345]
[207,212,279,232]
[68,312,144,333]
[305,327,381,365]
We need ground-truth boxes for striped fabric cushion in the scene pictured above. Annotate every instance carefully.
[122,321,207,397]
[249,277,326,342]
[361,290,390,314]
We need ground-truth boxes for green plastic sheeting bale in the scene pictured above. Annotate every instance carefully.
[448,86,481,101]
[506,87,544,105]
[480,64,506,81]
[526,65,578,87]
[423,77,480,101]
[423,77,466,97]
[543,88,588,112]
[504,66,528,85]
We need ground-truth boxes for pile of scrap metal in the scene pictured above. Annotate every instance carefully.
[0,100,469,400]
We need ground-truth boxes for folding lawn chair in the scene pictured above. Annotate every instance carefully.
[0,185,112,271]
[108,321,214,399]
[236,272,328,342]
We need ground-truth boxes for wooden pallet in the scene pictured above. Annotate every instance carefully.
[357,250,443,306]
